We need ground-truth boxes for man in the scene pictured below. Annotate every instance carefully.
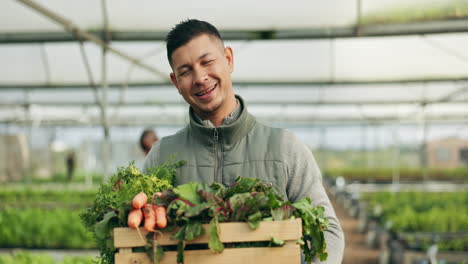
[139,129,159,156]
[143,19,344,263]
[66,151,75,181]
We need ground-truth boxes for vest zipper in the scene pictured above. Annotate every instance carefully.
[214,129,219,141]
[213,129,220,183]
[213,128,223,183]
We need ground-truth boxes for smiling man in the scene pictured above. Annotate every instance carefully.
[143,19,344,264]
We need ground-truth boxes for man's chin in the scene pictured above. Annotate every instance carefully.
[193,102,222,116]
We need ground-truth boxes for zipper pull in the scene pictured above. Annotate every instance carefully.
[214,129,219,141]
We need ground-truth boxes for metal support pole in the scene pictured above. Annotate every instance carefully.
[361,124,367,168]
[355,0,362,36]
[419,83,429,182]
[101,0,111,181]
[391,122,401,191]
[372,124,380,168]
[420,106,429,182]
[101,47,111,181]
[366,125,372,169]
[23,90,32,184]
[329,38,335,83]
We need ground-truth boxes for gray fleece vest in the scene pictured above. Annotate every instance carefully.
[156,96,290,199]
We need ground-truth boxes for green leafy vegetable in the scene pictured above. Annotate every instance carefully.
[208,217,224,253]
[247,211,262,229]
[82,161,329,264]
[94,211,117,240]
[80,159,185,264]
[293,197,329,262]
[177,240,185,264]
[173,182,202,205]
[163,176,328,263]
[270,237,285,246]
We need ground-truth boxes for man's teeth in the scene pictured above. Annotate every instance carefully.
[197,84,216,96]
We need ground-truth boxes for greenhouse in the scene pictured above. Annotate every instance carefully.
[0,0,467,264]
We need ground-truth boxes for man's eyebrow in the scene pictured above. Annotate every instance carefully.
[199,53,210,60]
[176,53,212,72]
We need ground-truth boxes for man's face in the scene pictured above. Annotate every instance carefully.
[170,34,234,117]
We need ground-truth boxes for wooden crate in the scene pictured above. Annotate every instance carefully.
[114,218,302,264]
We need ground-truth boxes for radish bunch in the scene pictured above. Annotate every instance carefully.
[128,192,167,232]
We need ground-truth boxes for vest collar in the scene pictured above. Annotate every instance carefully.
[188,95,256,146]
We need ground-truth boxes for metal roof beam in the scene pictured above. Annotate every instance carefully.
[2,114,467,127]
[2,100,468,107]
[1,77,467,89]
[1,20,468,44]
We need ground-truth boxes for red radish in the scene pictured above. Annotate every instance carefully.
[127,208,143,228]
[132,192,148,209]
[143,204,156,232]
[154,205,167,229]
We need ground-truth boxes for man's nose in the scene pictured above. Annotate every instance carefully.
[193,68,208,85]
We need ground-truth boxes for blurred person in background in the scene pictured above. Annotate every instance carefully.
[66,151,75,181]
[139,129,159,156]
[143,19,344,263]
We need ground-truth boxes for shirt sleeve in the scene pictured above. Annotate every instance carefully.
[282,131,345,264]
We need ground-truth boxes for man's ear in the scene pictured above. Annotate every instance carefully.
[170,72,181,94]
[225,46,234,73]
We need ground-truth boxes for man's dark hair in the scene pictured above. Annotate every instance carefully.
[166,19,223,66]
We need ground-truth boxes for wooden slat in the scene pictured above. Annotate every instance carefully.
[115,242,300,264]
[114,218,302,248]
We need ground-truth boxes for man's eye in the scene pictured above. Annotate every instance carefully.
[179,70,190,76]
[203,60,214,65]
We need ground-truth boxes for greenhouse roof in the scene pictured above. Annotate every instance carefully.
[1,0,468,126]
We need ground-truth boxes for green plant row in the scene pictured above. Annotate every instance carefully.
[0,188,97,205]
[29,171,105,184]
[361,191,468,251]
[389,206,468,233]
[362,191,468,216]
[0,208,96,249]
[402,233,468,252]
[325,167,468,182]
[15,170,105,184]
[0,252,96,264]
